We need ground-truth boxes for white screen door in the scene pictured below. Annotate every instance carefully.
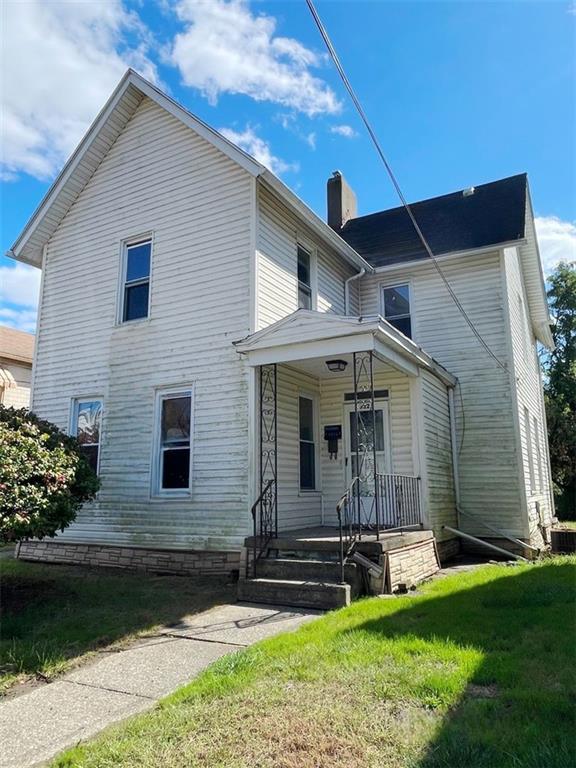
[344,401,391,525]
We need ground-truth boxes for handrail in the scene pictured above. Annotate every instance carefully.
[249,479,276,578]
[336,473,423,585]
[336,476,360,584]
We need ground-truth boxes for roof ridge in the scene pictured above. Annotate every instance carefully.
[343,173,528,227]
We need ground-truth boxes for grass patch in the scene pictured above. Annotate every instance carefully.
[53,557,576,768]
[0,558,234,693]
[555,520,576,530]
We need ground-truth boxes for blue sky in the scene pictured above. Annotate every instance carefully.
[1,0,575,333]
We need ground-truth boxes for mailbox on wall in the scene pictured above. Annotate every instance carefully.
[324,425,342,459]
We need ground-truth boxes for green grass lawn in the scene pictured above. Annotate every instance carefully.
[0,559,234,693]
[53,557,576,768]
[555,520,576,530]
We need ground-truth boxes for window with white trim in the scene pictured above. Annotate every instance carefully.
[121,239,151,322]
[533,415,543,491]
[524,407,536,493]
[299,395,316,490]
[297,245,313,309]
[72,399,102,474]
[154,389,193,494]
[382,284,411,338]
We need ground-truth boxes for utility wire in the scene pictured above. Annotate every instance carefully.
[305,0,510,374]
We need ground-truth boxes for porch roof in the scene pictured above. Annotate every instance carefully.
[234,310,457,386]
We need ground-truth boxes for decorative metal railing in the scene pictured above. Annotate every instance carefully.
[376,473,422,529]
[336,473,422,583]
[335,476,360,583]
[249,479,277,578]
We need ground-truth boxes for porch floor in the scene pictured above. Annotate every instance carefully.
[245,525,433,556]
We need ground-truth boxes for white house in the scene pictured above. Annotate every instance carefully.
[8,71,554,603]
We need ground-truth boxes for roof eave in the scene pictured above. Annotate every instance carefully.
[8,69,266,268]
[260,171,373,274]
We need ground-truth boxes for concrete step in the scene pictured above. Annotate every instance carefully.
[237,578,351,610]
[256,557,359,586]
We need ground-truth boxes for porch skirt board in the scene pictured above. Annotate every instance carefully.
[16,540,240,577]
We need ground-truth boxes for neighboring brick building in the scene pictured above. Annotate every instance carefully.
[0,325,35,409]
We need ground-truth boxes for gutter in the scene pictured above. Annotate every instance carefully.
[344,268,365,314]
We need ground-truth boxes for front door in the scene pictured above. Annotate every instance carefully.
[344,401,391,526]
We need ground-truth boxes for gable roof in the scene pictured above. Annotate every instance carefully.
[234,309,456,386]
[339,174,528,268]
[0,325,35,365]
[8,70,370,273]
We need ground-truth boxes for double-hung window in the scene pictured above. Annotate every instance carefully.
[155,389,193,494]
[382,284,411,338]
[297,245,313,309]
[524,407,536,494]
[299,395,316,490]
[72,399,102,474]
[121,239,151,322]
[533,415,543,491]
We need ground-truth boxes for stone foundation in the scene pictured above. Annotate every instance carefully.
[16,540,240,577]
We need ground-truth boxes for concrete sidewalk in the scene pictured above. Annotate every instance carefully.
[0,602,320,768]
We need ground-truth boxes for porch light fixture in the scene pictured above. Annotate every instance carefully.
[326,359,348,373]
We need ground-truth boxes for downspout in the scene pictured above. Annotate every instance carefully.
[447,385,461,527]
[344,268,365,316]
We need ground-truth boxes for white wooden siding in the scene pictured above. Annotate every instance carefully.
[502,246,553,543]
[420,370,456,540]
[360,252,525,537]
[276,365,322,530]
[33,96,254,550]
[257,184,358,329]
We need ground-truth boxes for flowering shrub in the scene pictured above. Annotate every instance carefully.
[0,405,99,542]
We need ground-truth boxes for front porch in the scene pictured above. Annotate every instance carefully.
[234,311,458,608]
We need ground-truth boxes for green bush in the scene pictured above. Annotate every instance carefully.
[0,405,99,542]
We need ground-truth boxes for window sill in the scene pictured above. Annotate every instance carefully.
[299,489,321,496]
[114,317,152,329]
[150,492,192,502]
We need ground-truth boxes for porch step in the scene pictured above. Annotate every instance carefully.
[257,557,359,586]
[238,577,351,610]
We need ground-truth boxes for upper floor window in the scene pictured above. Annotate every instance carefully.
[154,388,193,495]
[382,284,411,338]
[72,398,102,474]
[297,245,313,309]
[121,239,151,322]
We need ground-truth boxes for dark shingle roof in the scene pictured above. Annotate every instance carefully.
[339,174,527,268]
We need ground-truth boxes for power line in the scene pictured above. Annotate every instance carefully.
[305,0,510,375]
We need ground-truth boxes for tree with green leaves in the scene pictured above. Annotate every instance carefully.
[543,261,576,519]
[0,406,100,542]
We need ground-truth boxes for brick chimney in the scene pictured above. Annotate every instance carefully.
[327,170,357,230]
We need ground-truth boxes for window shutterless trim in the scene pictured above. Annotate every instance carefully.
[298,391,318,491]
[380,281,412,338]
[151,385,194,498]
[69,396,103,475]
[297,242,317,311]
[117,234,153,324]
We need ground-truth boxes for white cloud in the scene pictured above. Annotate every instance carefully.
[167,0,340,116]
[0,263,41,333]
[305,132,317,150]
[219,126,297,176]
[2,0,158,180]
[330,124,357,138]
[0,307,38,334]
[535,216,576,276]
[0,264,41,308]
